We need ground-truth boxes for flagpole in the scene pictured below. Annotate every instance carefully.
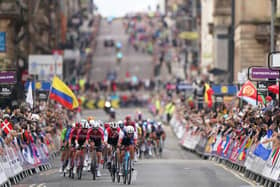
[47,76,54,107]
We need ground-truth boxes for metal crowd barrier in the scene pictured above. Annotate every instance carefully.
[0,135,60,187]
[170,116,280,187]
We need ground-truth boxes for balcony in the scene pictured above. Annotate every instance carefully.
[0,1,21,19]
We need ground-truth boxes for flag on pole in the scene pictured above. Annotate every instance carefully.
[49,76,79,110]
[26,82,33,108]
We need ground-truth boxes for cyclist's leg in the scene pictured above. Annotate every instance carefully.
[96,146,103,176]
[107,144,112,167]
[60,144,66,172]
[119,148,125,175]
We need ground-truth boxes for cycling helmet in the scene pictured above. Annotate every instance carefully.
[75,122,81,128]
[125,115,131,121]
[118,120,124,129]
[89,120,95,128]
[157,122,162,127]
[80,119,88,128]
[104,122,110,129]
[92,121,100,129]
[126,126,134,134]
[98,120,104,128]
[110,122,119,129]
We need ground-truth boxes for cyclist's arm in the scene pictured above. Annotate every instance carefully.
[68,129,74,145]
[100,129,105,145]
[75,129,81,145]
[86,129,91,145]
[118,130,124,147]
[104,129,108,143]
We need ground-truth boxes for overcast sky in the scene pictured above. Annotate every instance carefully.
[95,0,161,17]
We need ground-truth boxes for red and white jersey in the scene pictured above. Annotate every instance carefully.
[86,127,104,141]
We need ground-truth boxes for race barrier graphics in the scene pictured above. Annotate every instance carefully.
[0,135,60,187]
[170,116,280,187]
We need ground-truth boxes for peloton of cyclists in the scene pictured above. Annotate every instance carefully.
[60,112,165,179]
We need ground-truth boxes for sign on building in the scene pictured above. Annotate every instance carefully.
[0,71,16,84]
[0,32,6,52]
[28,55,63,81]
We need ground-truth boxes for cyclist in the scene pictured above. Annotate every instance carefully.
[60,122,72,172]
[118,126,137,175]
[68,122,81,174]
[146,121,155,156]
[74,120,88,174]
[105,121,121,169]
[86,120,104,177]
[152,122,166,154]
[118,120,125,130]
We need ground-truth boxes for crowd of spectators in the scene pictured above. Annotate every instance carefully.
[0,101,73,156]
[166,94,280,155]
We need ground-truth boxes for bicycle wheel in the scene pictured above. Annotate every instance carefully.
[123,162,127,185]
[112,152,118,182]
[127,158,132,185]
[92,151,97,180]
[117,160,121,183]
[91,161,96,180]
[78,165,82,180]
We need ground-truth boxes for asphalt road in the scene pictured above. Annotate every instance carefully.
[91,19,154,82]
[16,109,252,187]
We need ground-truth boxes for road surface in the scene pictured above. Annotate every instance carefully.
[16,109,252,187]
[91,19,154,82]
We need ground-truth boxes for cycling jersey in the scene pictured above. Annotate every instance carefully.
[155,127,164,139]
[69,128,79,146]
[119,130,137,146]
[106,127,121,146]
[76,128,88,145]
[61,127,72,142]
[86,128,104,147]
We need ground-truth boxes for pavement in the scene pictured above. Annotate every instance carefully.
[16,109,253,187]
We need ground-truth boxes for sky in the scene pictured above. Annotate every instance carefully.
[94,0,162,17]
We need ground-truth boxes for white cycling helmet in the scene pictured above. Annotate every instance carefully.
[89,120,95,128]
[72,123,76,128]
[92,121,100,129]
[98,120,104,128]
[80,119,88,128]
[126,126,134,134]
[110,122,119,129]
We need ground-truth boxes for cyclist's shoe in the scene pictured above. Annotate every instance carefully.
[73,166,77,174]
[66,163,71,170]
[118,168,123,176]
[87,165,91,172]
[59,167,63,173]
[97,170,101,177]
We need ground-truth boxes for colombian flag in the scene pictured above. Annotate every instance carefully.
[49,76,79,110]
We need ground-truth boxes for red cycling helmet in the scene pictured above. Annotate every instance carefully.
[75,122,81,128]
[125,115,131,121]
[104,123,110,129]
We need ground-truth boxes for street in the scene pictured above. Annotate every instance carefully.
[16,109,251,187]
[91,19,154,81]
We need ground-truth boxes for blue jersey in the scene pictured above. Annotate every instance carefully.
[65,127,72,141]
